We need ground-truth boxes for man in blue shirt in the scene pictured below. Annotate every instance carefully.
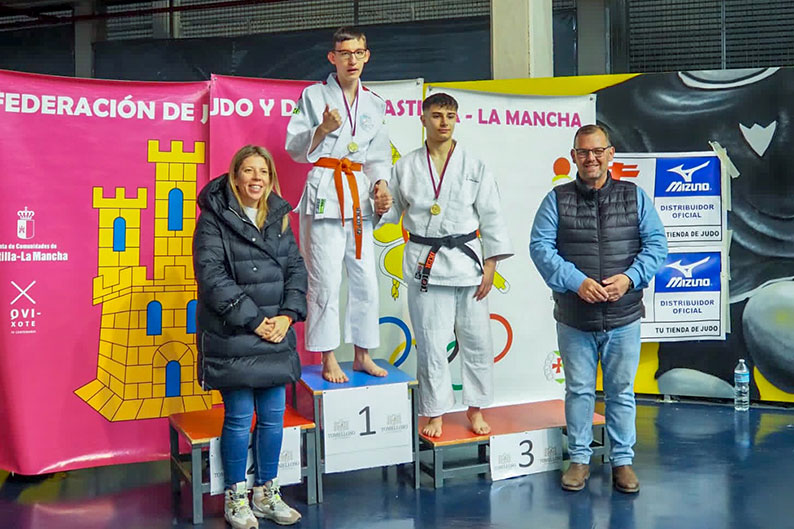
[530,124,667,494]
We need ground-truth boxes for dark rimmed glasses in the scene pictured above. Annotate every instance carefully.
[574,146,612,158]
[332,49,367,60]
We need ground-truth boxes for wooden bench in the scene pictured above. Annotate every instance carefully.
[418,399,608,488]
[169,404,317,524]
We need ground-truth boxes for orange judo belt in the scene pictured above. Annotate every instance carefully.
[313,157,364,259]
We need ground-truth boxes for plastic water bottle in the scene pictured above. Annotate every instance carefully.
[734,359,750,411]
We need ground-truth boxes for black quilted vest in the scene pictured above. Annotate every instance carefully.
[553,175,643,331]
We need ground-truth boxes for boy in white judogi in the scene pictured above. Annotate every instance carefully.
[379,93,513,436]
[285,27,393,383]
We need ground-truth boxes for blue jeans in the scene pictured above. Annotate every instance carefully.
[220,386,286,489]
[557,320,641,467]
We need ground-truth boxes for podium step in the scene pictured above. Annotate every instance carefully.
[168,403,318,524]
[418,399,605,445]
[417,399,608,487]
[297,359,421,501]
[169,404,315,444]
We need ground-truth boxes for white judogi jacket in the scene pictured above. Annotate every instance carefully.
[381,143,514,287]
[285,73,392,220]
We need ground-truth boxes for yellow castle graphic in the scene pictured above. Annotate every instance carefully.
[75,140,214,422]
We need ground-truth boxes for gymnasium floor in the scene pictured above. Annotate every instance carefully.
[2,399,793,529]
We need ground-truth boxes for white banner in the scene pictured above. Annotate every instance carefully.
[421,85,597,407]
[322,383,413,473]
[367,78,424,159]
[489,428,563,481]
[363,86,731,408]
[209,426,302,495]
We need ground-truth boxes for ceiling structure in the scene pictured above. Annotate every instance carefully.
[0,0,286,31]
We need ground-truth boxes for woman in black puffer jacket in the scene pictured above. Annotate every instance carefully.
[193,145,306,529]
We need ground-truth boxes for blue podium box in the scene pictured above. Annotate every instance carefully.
[300,358,417,393]
[298,359,420,500]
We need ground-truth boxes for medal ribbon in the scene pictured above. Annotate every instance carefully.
[426,141,456,200]
[335,76,360,139]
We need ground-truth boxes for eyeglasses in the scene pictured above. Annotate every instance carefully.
[333,49,367,60]
[574,146,612,158]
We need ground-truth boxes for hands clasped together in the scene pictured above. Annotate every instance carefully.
[254,315,292,343]
[577,274,632,304]
[373,180,392,215]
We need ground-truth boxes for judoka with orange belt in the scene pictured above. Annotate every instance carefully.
[285,27,392,383]
[378,93,513,437]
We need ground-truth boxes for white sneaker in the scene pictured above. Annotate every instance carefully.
[224,482,258,529]
[252,479,302,525]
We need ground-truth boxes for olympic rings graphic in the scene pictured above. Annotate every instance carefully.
[490,313,513,363]
[388,339,416,366]
[380,313,512,372]
[445,313,513,365]
[448,341,464,391]
[446,314,513,391]
[379,316,412,367]
[446,339,459,363]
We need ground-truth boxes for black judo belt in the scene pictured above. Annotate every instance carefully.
[409,231,481,293]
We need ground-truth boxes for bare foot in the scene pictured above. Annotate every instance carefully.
[467,407,491,435]
[352,348,387,377]
[322,352,348,383]
[422,416,443,437]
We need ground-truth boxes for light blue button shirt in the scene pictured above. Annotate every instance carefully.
[529,183,668,294]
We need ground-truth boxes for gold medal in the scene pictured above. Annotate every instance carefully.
[426,141,455,217]
[348,141,359,153]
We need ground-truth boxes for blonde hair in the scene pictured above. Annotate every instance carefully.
[227,145,289,232]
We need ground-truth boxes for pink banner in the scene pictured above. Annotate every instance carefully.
[209,75,311,203]
[0,69,209,474]
[0,70,421,475]
[208,75,314,363]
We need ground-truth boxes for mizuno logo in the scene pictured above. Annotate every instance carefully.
[665,181,711,192]
[666,276,711,288]
[664,256,712,288]
[666,257,710,278]
[667,161,710,183]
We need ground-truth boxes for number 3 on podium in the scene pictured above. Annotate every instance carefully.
[519,439,534,468]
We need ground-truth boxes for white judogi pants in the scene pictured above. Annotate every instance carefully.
[299,214,380,352]
[407,277,494,416]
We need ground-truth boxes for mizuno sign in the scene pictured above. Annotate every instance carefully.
[656,253,720,293]
[655,156,720,198]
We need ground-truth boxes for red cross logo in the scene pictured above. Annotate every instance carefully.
[552,356,563,373]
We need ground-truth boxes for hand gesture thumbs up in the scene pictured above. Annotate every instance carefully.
[320,104,343,134]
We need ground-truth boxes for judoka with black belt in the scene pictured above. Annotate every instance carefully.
[379,93,513,437]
